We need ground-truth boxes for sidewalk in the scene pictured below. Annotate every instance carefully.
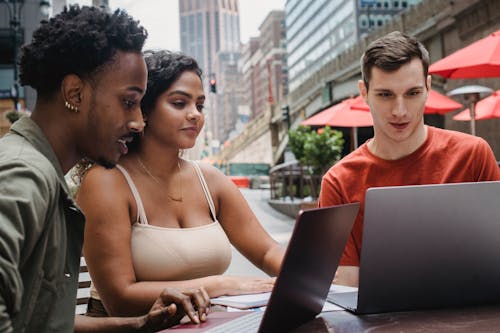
[224,189,294,277]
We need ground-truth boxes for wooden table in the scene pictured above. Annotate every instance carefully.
[292,305,500,332]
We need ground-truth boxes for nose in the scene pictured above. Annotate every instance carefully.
[128,111,145,133]
[187,105,202,122]
[391,97,407,117]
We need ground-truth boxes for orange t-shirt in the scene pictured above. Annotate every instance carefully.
[319,126,500,266]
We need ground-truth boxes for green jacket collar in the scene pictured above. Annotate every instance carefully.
[9,116,71,195]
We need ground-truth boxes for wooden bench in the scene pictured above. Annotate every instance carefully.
[76,256,91,315]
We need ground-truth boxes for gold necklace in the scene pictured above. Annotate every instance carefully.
[137,157,183,202]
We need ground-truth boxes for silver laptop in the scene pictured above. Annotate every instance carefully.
[329,181,500,314]
[172,203,359,333]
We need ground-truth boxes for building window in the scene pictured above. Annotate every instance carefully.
[359,14,368,28]
[393,0,399,7]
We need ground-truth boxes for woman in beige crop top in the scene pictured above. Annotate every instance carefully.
[77,50,286,317]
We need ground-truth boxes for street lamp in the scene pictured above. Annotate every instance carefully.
[1,0,51,111]
[447,85,493,136]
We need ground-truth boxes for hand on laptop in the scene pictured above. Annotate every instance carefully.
[139,287,210,331]
[219,276,276,296]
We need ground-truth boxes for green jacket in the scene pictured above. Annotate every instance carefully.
[0,117,85,332]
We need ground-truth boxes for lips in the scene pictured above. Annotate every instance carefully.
[181,127,199,135]
[390,122,409,130]
[117,136,133,155]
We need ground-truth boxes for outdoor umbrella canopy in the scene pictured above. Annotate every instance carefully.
[301,96,373,127]
[453,90,500,121]
[428,30,500,79]
[350,90,463,114]
[301,96,373,149]
[425,89,464,114]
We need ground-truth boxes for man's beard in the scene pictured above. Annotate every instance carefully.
[95,157,116,169]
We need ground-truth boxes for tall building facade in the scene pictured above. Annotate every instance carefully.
[214,51,242,144]
[240,10,287,119]
[0,0,52,135]
[179,0,241,155]
[285,0,422,93]
[240,37,261,119]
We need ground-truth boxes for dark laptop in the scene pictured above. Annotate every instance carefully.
[329,181,500,314]
[172,202,359,333]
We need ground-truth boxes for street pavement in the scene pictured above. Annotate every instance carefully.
[224,188,295,278]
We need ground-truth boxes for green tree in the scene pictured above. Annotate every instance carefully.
[288,125,310,162]
[289,126,344,175]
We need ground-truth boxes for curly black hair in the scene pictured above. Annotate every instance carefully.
[19,5,147,96]
[141,50,203,117]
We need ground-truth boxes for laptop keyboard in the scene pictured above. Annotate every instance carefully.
[204,311,264,333]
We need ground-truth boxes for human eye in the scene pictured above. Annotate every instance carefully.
[407,89,422,97]
[123,98,138,110]
[172,100,186,109]
[196,104,205,112]
[377,91,393,98]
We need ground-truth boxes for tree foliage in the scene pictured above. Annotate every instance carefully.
[289,125,344,175]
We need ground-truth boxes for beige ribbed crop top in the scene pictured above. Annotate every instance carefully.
[90,161,232,300]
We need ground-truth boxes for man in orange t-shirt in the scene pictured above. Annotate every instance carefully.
[318,31,500,287]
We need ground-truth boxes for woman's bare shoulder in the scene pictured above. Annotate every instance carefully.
[77,164,130,201]
[193,161,238,194]
[193,161,230,185]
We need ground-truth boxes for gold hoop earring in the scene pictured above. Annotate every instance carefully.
[65,100,79,113]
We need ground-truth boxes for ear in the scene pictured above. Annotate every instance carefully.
[358,79,368,101]
[426,75,432,91]
[61,74,83,108]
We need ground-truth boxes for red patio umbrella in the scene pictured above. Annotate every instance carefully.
[453,90,500,121]
[351,89,462,114]
[429,30,500,79]
[301,96,373,149]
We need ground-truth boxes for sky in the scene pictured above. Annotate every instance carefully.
[69,0,286,51]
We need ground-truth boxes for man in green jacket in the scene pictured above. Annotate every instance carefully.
[0,6,209,333]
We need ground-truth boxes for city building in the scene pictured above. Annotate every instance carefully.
[214,10,287,164]
[213,51,242,144]
[285,0,422,93]
[240,10,287,119]
[240,37,261,119]
[0,0,51,135]
[179,0,241,156]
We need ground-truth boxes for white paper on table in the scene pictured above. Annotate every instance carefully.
[211,292,271,309]
[212,284,355,312]
[321,301,344,312]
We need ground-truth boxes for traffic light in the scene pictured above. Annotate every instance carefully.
[209,79,217,93]
[282,105,291,129]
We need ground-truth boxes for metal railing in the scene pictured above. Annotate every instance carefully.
[269,160,322,200]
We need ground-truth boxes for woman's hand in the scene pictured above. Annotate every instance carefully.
[139,287,210,332]
[219,276,276,296]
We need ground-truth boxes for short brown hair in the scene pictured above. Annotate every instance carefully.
[361,31,429,90]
